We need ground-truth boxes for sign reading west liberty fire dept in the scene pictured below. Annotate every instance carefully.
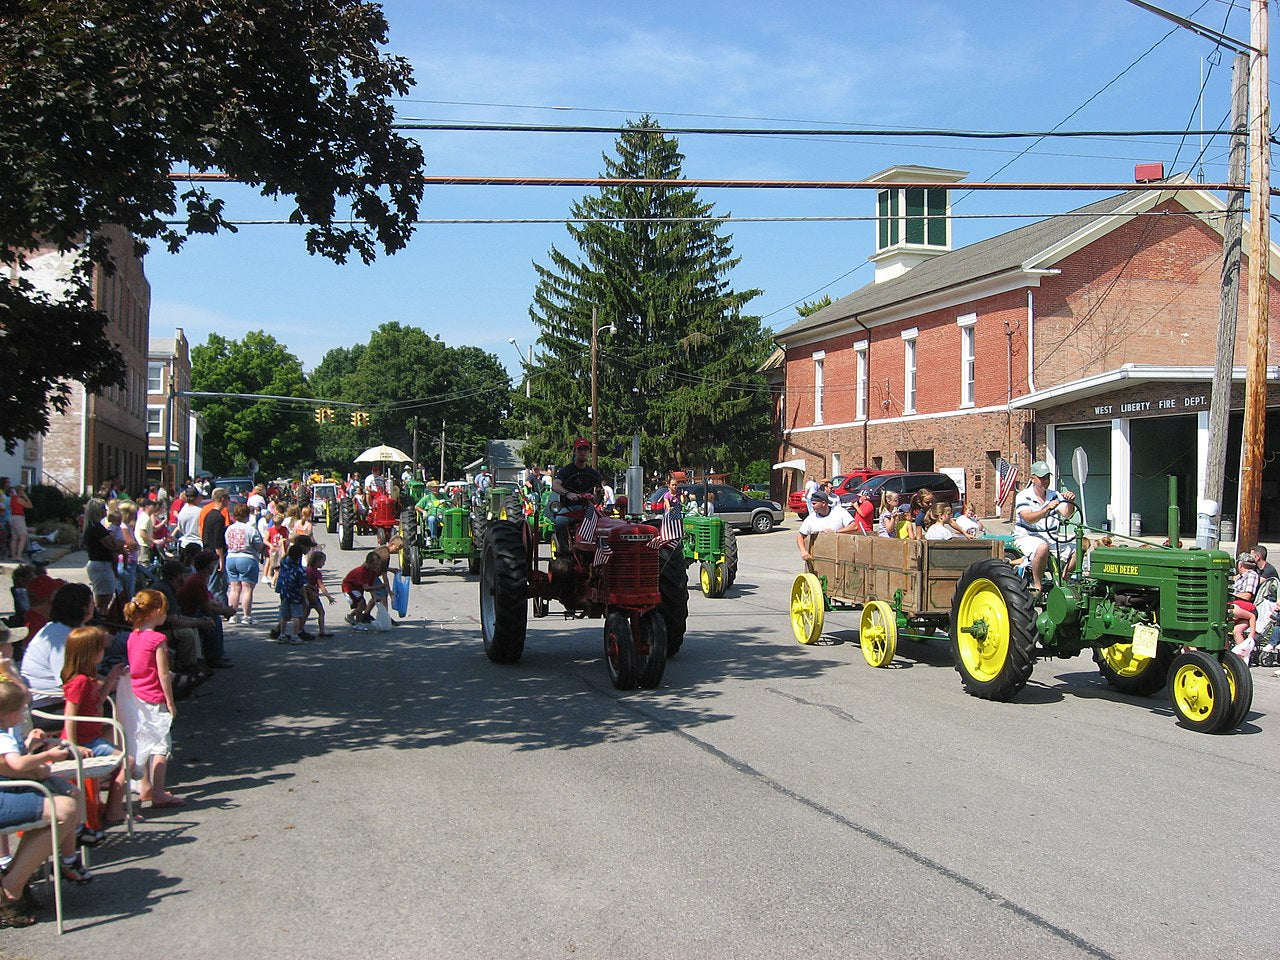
[1091,392,1209,419]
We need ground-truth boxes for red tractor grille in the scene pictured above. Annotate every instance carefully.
[604,539,661,610]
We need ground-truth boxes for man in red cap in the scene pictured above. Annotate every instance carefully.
[551,437,602,553]
[23,571,67,644]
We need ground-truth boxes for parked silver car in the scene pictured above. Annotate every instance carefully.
[646,482,784,533]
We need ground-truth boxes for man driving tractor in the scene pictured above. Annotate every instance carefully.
[551,438,602,553]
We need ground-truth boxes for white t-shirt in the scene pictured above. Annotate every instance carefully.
[364,472,386,493]
[20,621,73,705]
[925,523,956,541]
[1015,485,1066,537]
[798,504,855,536]
[175,502,204,547]
[955,514,983,536]
[602,484,615,506]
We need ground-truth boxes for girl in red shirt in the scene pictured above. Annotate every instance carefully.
[61,626,128,832]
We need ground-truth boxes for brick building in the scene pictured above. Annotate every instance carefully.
[773,165,1280,538]
[147,328,197,491]
[38,225,151,496]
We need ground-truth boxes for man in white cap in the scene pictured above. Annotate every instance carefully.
[795,490,863,564]
[1014,461,1077,590]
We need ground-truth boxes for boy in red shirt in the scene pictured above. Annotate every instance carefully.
[341,553,383,632]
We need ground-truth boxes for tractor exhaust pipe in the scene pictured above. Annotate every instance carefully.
[1168,475,1181,549]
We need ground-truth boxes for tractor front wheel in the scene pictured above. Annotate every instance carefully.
[480,521,528,664]
[409,543,423,584]
[859,599,897,667]
[604,610,638,690]
[1217,651,1253,732]
[1168,650,1230,731]
[635,609,668,689]
[1093,637,1176,696]
[325,502,337,533]
[950,559,1037,701]
[699,560,726,598]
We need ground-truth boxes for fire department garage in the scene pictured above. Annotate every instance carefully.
[1012,364,1280,540]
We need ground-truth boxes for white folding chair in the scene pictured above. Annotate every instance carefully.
[0,778,64,935]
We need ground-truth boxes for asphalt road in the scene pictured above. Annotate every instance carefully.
[3,522,1277,959]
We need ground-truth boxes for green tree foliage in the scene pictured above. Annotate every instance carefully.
[0,1,424,442]
[796,295,833,317]
[190,332,316,477]
[309,323,511,478]
[521,119,775,478]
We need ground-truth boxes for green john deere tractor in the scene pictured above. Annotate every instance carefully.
[399,499,481,582]
[950,477,1250,733]
[681,513,739,598]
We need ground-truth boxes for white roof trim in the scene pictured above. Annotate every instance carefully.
[1009,363,1280,410]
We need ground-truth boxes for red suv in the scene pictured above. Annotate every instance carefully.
[787,470,896,519]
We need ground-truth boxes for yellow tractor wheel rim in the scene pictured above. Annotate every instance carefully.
[1100,641,1152,678]
[700,564,713,596]
[859,599,897,667]
[1172,661,1218,721]
[790,573,825,645]
[955,578,1011,683]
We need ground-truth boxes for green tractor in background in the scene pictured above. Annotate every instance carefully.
[681,513,739,598]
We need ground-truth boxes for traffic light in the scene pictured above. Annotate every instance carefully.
[350,410,370,427]
[314,407,335,424]
[314,408,324,424]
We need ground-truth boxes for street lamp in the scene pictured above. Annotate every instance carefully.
[507,338,533,399]
[590,308,616,470]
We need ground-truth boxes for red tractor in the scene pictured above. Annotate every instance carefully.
[338,486,402,550]
[479,497,689,690]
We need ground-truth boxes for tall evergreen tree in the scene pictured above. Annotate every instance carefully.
[521,119,775,478]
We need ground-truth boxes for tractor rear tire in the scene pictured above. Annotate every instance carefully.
[658,545,689,658]
[409,543,423,585]
[325,502,337,533]
[338,500,355,551]
[1168,649,1230,732]
[723,526,739,588]
[1219,652,1253,732]
[950,558,1037,701]
[1093,637,1176,696]
[604,610,638,690]
[480,521,528,664]
[635,609,668,689]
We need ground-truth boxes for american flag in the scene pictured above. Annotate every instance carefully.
[995,457,1020,508]
[575,506,598,546]
[649,504,684,549]
[591,541,613,566]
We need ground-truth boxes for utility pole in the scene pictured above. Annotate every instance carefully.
[410,416,418,473]
[590,306,600,470]
[1203,53,1248,546]
[164,373,175,493]
[1240,0,1271,550]
[440,420,446,482]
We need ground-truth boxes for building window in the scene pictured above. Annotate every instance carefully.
[902,330,917,414]
[832,452,842,477]
[148,362,164,393]
[854,341,868,421]
[147,406,163,437]
[877,187,949,251]
[813,351,825,425]
[958,313,977,408]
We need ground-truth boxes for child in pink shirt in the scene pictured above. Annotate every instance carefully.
[126,589,183,808]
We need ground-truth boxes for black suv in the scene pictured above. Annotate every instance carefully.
[644,483,784,533]
[839,472,960,509]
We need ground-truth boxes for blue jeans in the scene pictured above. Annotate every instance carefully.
[426,513,441,539]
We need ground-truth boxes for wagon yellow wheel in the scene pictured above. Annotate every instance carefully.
[790,573,825,645]
[859,600,897,667]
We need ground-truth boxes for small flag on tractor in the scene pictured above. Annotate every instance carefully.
[995,457,1020,509]
[591,541,613,566]
[575,506,598,546]
[649,504,684,549]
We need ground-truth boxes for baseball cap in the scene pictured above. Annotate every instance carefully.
[1030,461,1051,478]
[573,437,590,450]
[1237,551,1257,567]
[811,490,831,504]
[185,486,201,498]
[27,574,67,603]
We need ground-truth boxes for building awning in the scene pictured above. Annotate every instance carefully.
[772,459,807,471]
[1010,363,1279,411]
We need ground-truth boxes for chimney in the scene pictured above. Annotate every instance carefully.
[867,165,967,283]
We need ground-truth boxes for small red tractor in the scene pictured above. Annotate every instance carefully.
[479,495,689,689]
[338,486,401,551]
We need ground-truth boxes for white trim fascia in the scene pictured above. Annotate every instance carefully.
[784,402,1010,435]
[812,350,826,360]
[777,267,1049,350]
[1010,362,1280,410]
[901,327,918,340]
[956,312,978,328]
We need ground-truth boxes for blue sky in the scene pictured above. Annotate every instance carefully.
[146,1,1262,377]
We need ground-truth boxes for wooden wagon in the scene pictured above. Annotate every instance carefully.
[791,533,1003,666]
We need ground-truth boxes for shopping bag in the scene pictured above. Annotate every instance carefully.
[371,602,394,632]
[392,572,410,618]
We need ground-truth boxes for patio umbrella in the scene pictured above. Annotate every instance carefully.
[354,444,412,464]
